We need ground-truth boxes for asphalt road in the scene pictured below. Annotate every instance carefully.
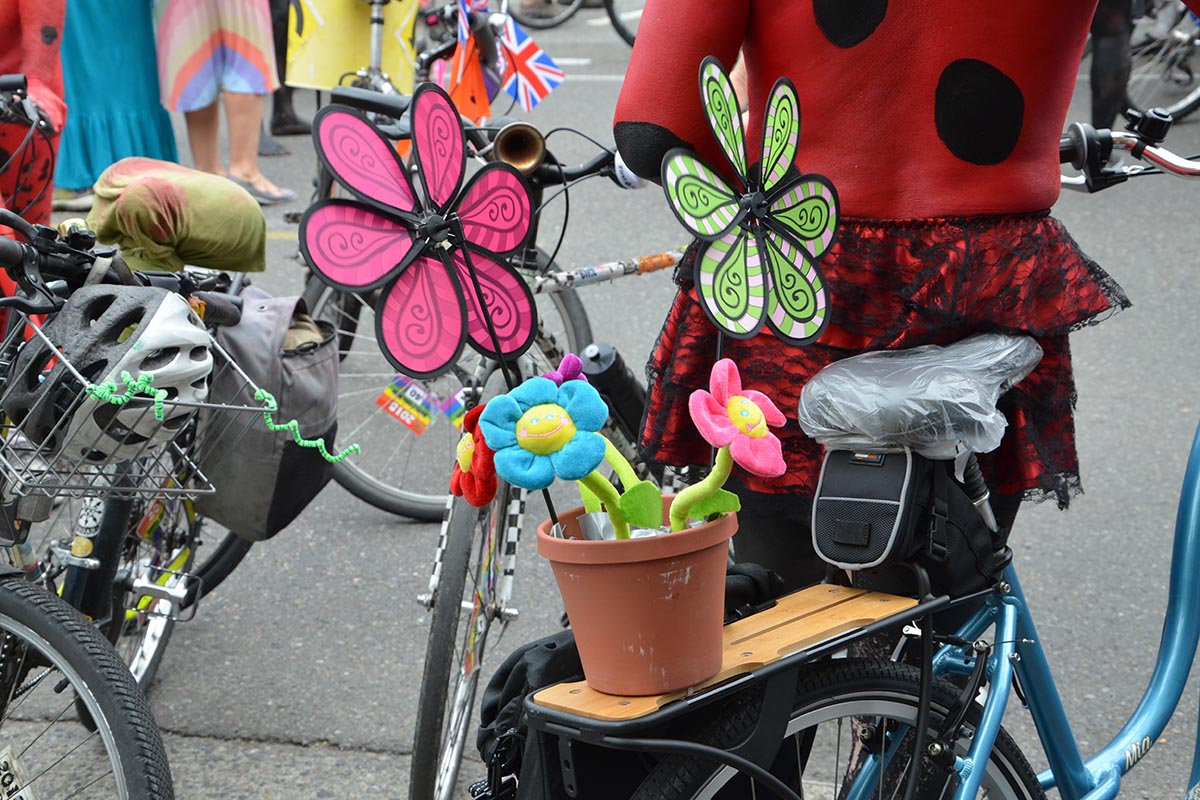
[124,15,1200,799]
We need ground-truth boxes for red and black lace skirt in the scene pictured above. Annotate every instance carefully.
[640,212,1129,509]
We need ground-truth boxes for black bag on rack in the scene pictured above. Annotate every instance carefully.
[811,448,1003,598]
[194,286,338,541]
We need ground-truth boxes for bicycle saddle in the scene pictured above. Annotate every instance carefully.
[797,333,1044,457]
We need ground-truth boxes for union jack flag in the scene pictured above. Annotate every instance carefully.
[457,0,490,47]
[499,17,564,112]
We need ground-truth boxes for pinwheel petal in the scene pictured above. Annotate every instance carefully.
[313,106,418,214]
[456,163,532,255]
[699,57,748,184]
[758,226,829,346]
[767,177,839,259]
[449,247,537,361]
[300,200,417,290]
[410,83,466,213]
[662,149,745,241]
[694,231,767,340]
[760,78,801,195]
[374,254,468,378]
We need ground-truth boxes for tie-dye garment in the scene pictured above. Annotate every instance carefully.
[88,157,266,273]
[155,0,279,113]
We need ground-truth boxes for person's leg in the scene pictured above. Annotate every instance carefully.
[224,91,293,200]
[1091,0,1134,129]
[268,0,308,134]
[183,101,223,175]
[727,477,827,593]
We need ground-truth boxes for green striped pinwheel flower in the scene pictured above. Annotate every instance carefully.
[661,57,840,345]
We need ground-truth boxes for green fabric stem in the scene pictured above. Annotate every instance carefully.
[669,446,733,532]
[255,389,361,464]
[603,437,640,489]
[86,370,167,419]
[578,470,629,540]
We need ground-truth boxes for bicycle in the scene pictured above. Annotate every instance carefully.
[479,116,1200,800]
[603,0,641,46]
[0,205,273,691]
[1125,1,1200,120]
[299,85,680,522]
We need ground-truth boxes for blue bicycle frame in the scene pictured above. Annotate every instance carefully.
[901,419,1200,800]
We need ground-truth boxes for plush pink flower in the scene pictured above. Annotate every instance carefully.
[688,359,786,477]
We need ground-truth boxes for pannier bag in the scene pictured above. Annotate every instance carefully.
[195,286,338,540]
[812,447,1001,598]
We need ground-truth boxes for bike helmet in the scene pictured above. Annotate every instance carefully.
[2,285,213,462]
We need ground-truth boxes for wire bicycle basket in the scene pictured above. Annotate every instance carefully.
[0,307,271,516]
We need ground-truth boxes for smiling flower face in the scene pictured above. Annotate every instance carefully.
[479,377,609,490]
[689,359,787,477]
[450,405,498,507]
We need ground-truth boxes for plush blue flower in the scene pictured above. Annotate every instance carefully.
[479,377,609,490]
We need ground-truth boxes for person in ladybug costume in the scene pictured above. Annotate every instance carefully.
[614,1,1199,590]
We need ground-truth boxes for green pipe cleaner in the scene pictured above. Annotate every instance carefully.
[86,371,168,419]
[254,389,361,463]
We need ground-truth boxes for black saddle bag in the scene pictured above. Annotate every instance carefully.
[812,448,1002,598]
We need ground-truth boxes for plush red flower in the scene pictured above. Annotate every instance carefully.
[450,405,498,506]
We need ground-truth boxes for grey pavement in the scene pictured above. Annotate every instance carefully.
[122,15,1200,800]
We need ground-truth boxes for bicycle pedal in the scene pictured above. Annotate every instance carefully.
[129,571,201,621]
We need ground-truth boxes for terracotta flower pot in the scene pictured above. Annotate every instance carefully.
[536,496,737,696]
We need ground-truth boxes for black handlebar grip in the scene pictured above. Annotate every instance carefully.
[961,453,991,504]
[194,291,243,327]
[0,237,26,271]
[0,74,27,93]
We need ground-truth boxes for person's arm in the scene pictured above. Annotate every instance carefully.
[18,0,66,133]
[613,0,748,182]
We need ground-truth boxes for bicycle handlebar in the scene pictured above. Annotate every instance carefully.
[1059,110,1200,192]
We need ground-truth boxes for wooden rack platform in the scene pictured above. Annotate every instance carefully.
[531,585,919,722]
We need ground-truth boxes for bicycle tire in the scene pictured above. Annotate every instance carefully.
[0,574,174,799]
[409,484,519,800]
[631,659,1044,800]
[301,253,592,522]
[508,0,586,29]
[605,0,642,46]
[1124,11,1200,121]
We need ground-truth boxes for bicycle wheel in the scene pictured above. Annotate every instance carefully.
[0,574,174,798]
[410,484,522,800]
[605,0,642,46]
[632,659,1044,800]
[301,255,592,521]
[1124,8,1200,120]
[508,0,586,29]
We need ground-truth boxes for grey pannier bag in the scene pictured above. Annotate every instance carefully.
[195,286,338,540]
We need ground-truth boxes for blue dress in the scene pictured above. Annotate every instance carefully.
[55,0,179,190]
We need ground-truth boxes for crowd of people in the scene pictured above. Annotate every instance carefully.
[2,0,303,233]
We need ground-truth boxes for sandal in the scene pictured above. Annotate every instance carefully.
[229,175,297,206]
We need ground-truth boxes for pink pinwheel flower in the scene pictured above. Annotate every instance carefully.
[300,83,538,379]
[688,359,786,477]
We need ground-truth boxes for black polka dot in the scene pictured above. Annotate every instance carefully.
[813,0,887,48]
[40,26,57,46]
[934,59,1024,166]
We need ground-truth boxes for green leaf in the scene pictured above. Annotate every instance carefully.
[618,480,664,529]
[579,481,602,514]
[687,488,741,521]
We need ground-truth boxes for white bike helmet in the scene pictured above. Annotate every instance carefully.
[3,285,213,462]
